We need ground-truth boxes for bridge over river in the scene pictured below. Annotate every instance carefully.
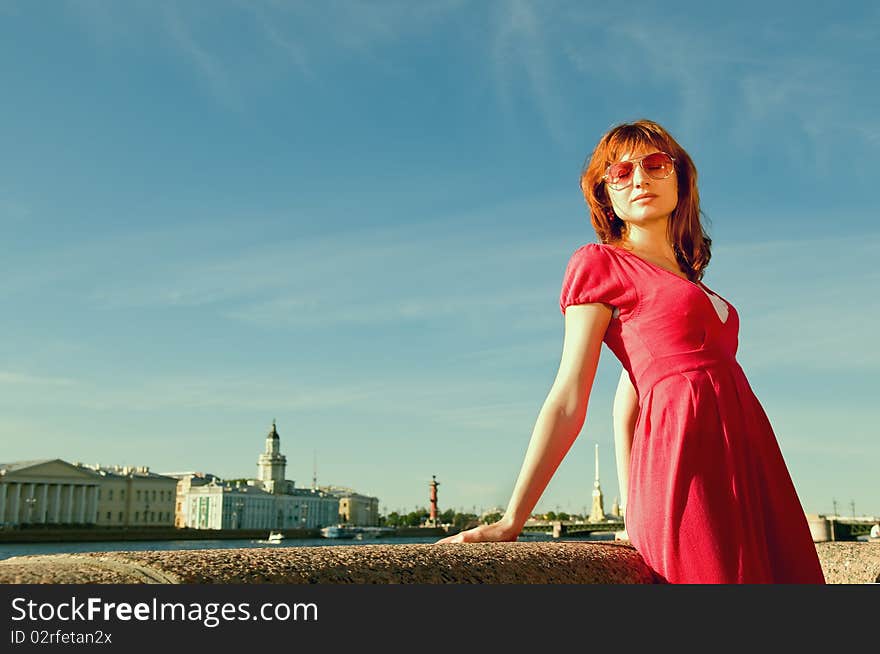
[821,516,879,541]
[521,520,625,538]
[523,516,880,541]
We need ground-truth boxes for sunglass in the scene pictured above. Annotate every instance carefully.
[603,152,675,190]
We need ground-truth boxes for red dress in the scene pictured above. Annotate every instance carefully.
[560,243,825,584]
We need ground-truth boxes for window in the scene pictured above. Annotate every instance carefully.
[106,512,111,520]
[152,490,156,501]
[108,489,113,501]
[118,512,123,522]
[137,490,141,501]
[121,490,125,500]
[135,512,139,522]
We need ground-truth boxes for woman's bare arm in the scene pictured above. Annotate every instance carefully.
[436,302,612,543]
[612,368,638,516]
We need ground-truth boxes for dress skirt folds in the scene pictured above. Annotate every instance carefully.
[559,243,825,584]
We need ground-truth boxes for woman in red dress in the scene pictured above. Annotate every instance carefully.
[438,119,825,584]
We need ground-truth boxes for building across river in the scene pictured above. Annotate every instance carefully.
[1,420,379,533]
[166,421,378,531]
[0,459,177,529]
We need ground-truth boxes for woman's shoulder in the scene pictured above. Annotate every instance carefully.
[566,242,619,267]
[561,242,624,287]
[569,241,621,254]
[560,241,631,312]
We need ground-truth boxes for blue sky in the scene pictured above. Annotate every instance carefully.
[1,1,878,518]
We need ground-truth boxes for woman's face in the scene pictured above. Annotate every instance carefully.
[606,145,678,227]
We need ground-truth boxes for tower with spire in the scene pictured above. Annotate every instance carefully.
[312,450,317,492]
[588,443,606,523]
[257,419,287,494]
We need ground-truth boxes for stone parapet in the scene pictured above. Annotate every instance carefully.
[0,541,876,584]
[0,527,320,543]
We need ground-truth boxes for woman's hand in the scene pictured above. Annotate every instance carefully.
[435,519,520,544]
[436,304,611,548]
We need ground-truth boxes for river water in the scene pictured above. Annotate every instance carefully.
[0,532,615,561]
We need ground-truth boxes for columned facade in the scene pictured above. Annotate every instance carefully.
[0,461,101,527]
[38,484,48,523]
[52,484,61,523]
[0,481,102,526]
[64,484,74,523]
[10,483,21,524]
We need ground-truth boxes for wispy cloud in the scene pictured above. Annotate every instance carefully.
[0,371,77,387]
[0,364,544,427]
[562,11,759,141]
[730,17,880,165]
[243,2,312,78]
[857,124,880,145]
[80,201,572,329]
[0,190,31,226]
[0,370,374,413]
[67,0,468,103]
[607,25,737,134]
[491,0,569,146]
[709,234,880,371]
[64,2,244,107]
[82,376,377,413]
[223,286,554,328]
[161,3,241,109]
[561,7,879,166]
[770,404,878,459]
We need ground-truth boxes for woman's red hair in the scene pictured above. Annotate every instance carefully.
[580,119,712,281]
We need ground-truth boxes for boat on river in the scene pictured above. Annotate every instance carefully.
[354,527,396,540]
[266,531,284,543]
[320,525,359,539]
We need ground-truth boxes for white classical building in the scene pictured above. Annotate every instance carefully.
[176,422,342,530]
[0,460,102,527]
[182,480,340,530]
[160,471,223,528]
[184,481,275,530]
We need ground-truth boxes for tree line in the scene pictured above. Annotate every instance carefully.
[379,509,582,527]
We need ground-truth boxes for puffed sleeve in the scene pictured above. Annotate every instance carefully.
[559,243,626,314]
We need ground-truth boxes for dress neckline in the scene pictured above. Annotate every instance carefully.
[602,243,708,290]
[602,243,731,324]
[604,244,693,283]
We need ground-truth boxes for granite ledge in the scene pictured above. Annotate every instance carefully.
[0,541,875,584]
